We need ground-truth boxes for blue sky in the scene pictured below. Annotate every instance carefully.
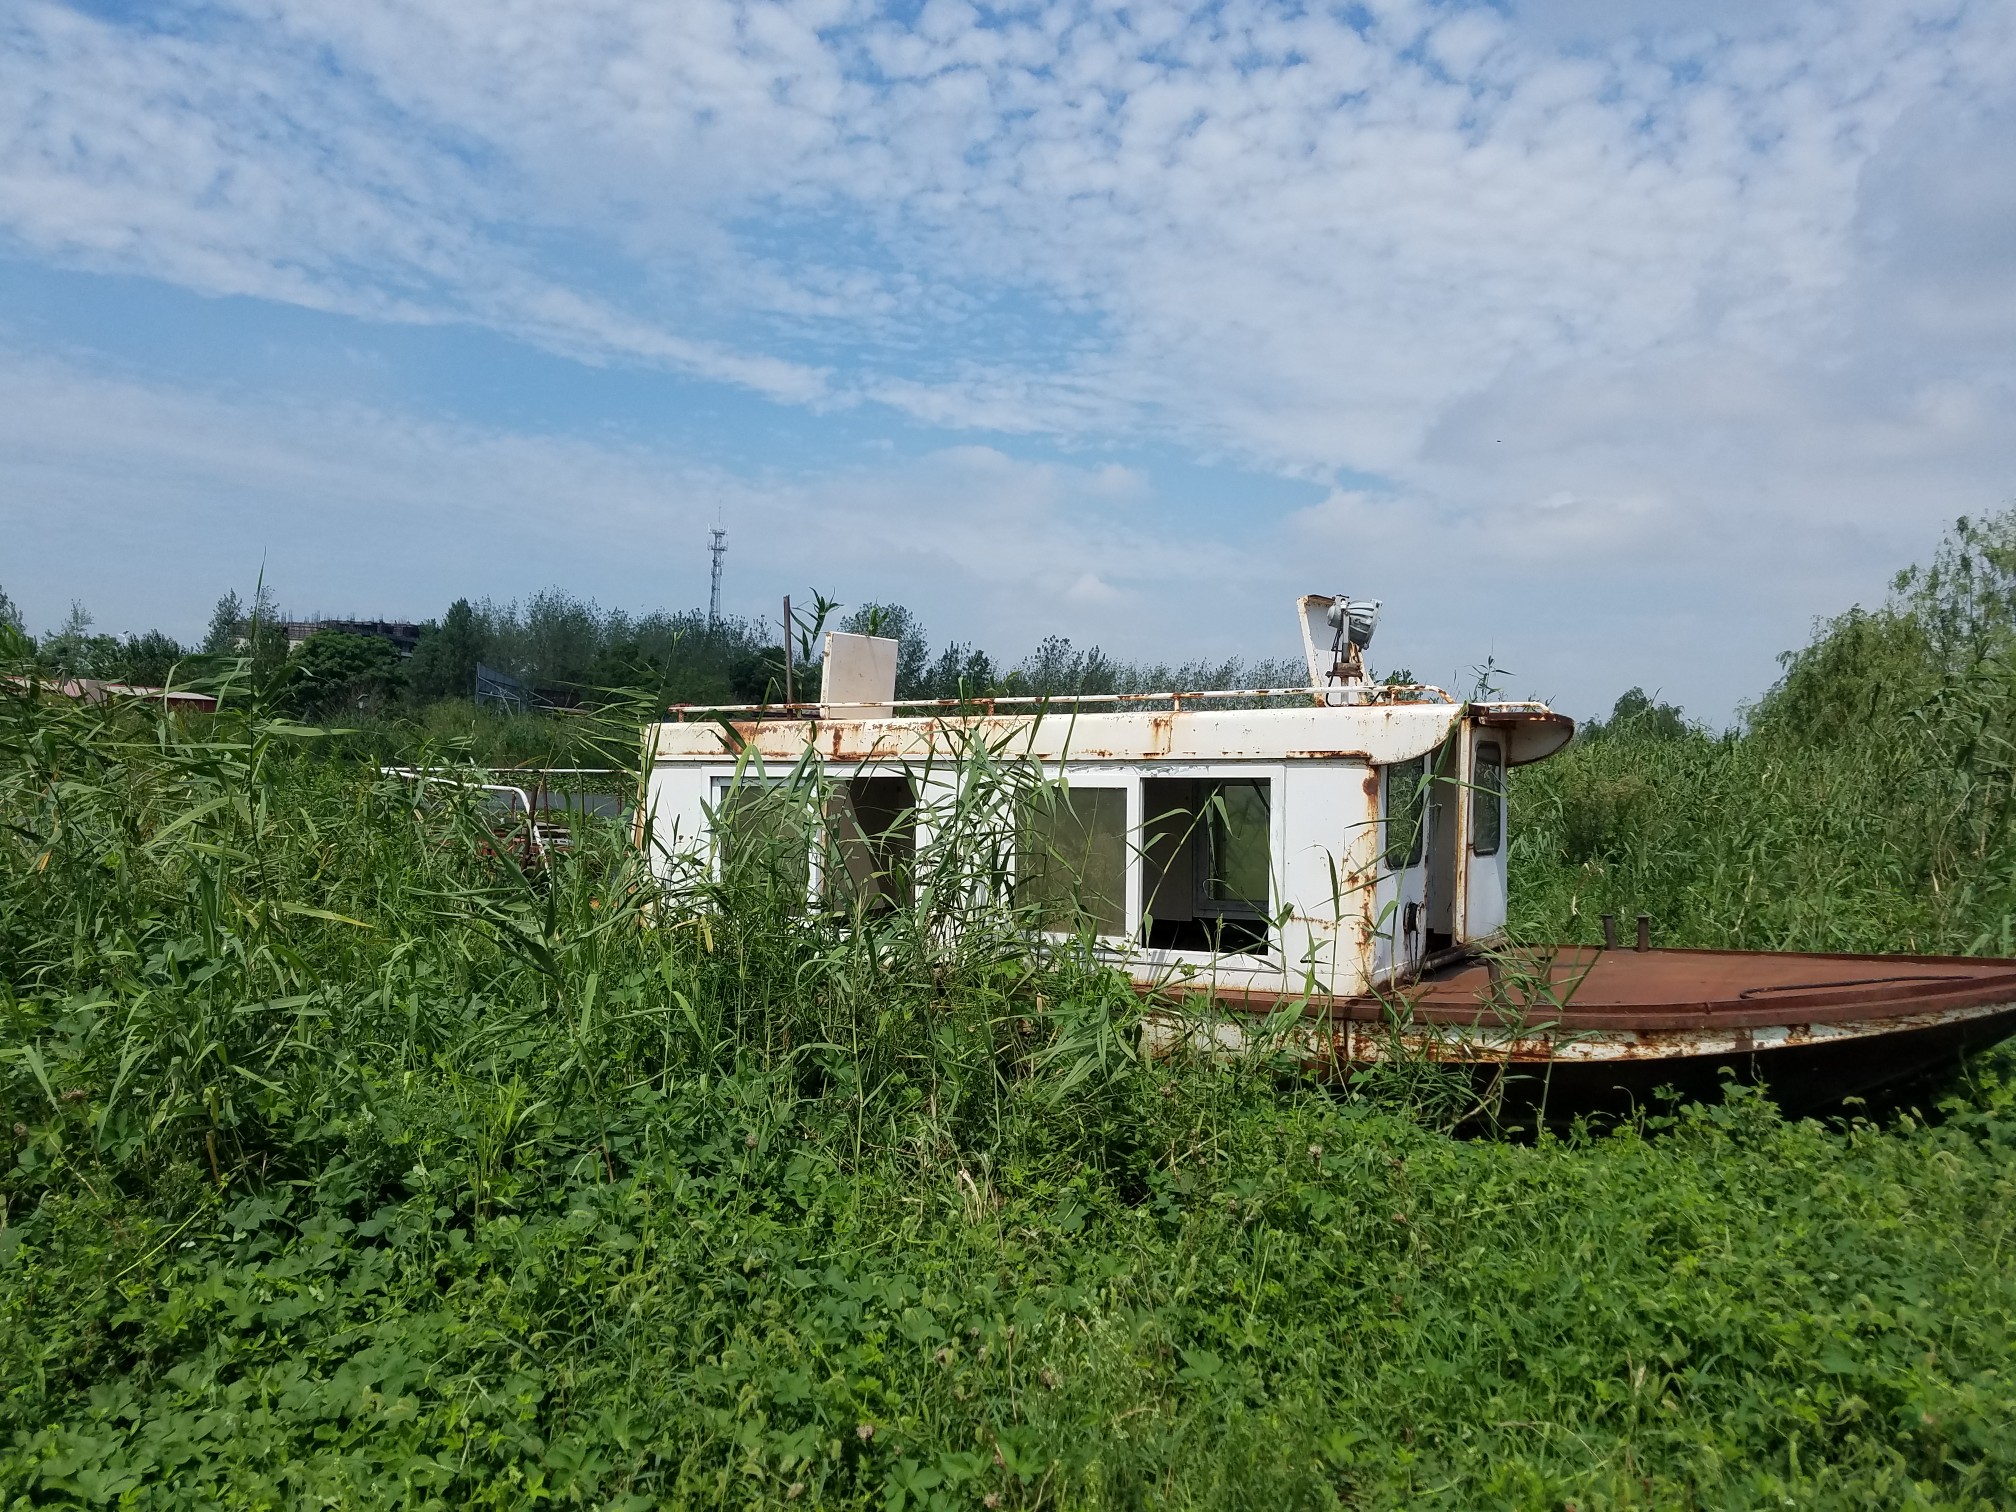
[2,0,2013,721]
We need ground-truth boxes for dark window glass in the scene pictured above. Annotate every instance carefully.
[1202,780,1271,912]
[1472,741,1504,856]
[825,775,916,913]
[1018,786,1129,937]
[1138,778,1271,955]
[1383,757,1427,870]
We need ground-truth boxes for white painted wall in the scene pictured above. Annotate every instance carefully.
[640,719,1521,998]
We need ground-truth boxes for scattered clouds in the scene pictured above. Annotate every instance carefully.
[0,348,1261,658]
[2,0,2014,717]
[10,0,2009,456]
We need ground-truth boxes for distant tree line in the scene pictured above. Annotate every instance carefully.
[0,581,1306,720]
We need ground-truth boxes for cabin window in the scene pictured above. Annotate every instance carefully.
[1471,741,1504,857]
[1139,778,1271,954]
[712,778,813,897]
[825,775,915,913]
[1383,757,1427,870]
[1018,785,1129,938]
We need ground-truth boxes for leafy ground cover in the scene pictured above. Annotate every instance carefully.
[11,1058,2012,1509]
[7,514,2016,1508]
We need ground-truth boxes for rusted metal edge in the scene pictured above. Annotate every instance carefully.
[1139,998,2016,1067]
[1149,971,2016,1032]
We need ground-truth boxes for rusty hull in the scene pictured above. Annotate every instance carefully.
[1141,947,2016,1119]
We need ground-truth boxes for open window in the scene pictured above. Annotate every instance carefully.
[825,775,916,914]
[1017,785,1129,938]
[1471,740,1504,857]
[1139,778,1271,954]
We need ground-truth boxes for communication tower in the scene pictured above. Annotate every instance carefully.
[708,527,727,630]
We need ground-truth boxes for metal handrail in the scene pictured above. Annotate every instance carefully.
[666,683,1473,719]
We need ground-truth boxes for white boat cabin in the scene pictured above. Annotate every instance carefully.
[641,596,1573,1000]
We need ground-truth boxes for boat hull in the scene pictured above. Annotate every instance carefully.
[1144,947,2016,1122]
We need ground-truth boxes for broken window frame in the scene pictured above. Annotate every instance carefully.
[1136,764,1283,960]
[709,772,819,903]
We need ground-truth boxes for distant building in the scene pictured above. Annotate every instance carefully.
[285,620,424,657]
[9,676,218,712]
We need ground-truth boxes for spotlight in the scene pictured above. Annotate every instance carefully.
[1327,598,1380,653]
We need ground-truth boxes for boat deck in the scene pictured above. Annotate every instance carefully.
[1393,947,2016,1031]
[1156,947,2016,1117]
[1181,948,2016,1029]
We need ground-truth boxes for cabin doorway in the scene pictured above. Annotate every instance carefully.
[1381,742,1460,975]
[1423,744,1461,956]
[1381,756,1427,973]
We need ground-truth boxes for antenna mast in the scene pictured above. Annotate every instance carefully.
[707,527,727,630]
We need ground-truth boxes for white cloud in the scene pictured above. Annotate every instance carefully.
[0,349,1268,661]
[9,0,2004,453]
[0,1,835,399]
[1,0,2014,717]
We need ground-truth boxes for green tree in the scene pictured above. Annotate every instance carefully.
[117,631,189,687]
[203,584,289,676]
[0,583,22,636]
[280,631,404,716]
[918,642,998,700]
[408,599,484,701]
[202,591,244,654]
[38,603,121,679]
[727,645,790,703]
[1597,687,1688,741]
[1893,509,2016,669]
[1014,635,1116,695]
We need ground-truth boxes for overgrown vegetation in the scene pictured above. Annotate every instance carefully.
[1,581,1302,718]
[5,519,2016,1507]
[1510,510,2016,957]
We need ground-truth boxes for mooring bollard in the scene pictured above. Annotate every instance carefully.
[1636,913,1652,952]
[1602,913,1618,949]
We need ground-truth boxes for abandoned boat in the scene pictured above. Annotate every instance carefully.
[639,595,2016,1117]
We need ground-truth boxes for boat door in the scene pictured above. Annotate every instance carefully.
[1379,753,1432,977]
[1462,729,1509,938]
[1420,739,1463,957]
[1379,741,1461,978]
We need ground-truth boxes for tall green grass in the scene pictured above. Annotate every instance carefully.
[1511,513,2016,957]
[3,538,2016,1506]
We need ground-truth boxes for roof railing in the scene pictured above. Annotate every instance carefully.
[664,683,1482,719]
